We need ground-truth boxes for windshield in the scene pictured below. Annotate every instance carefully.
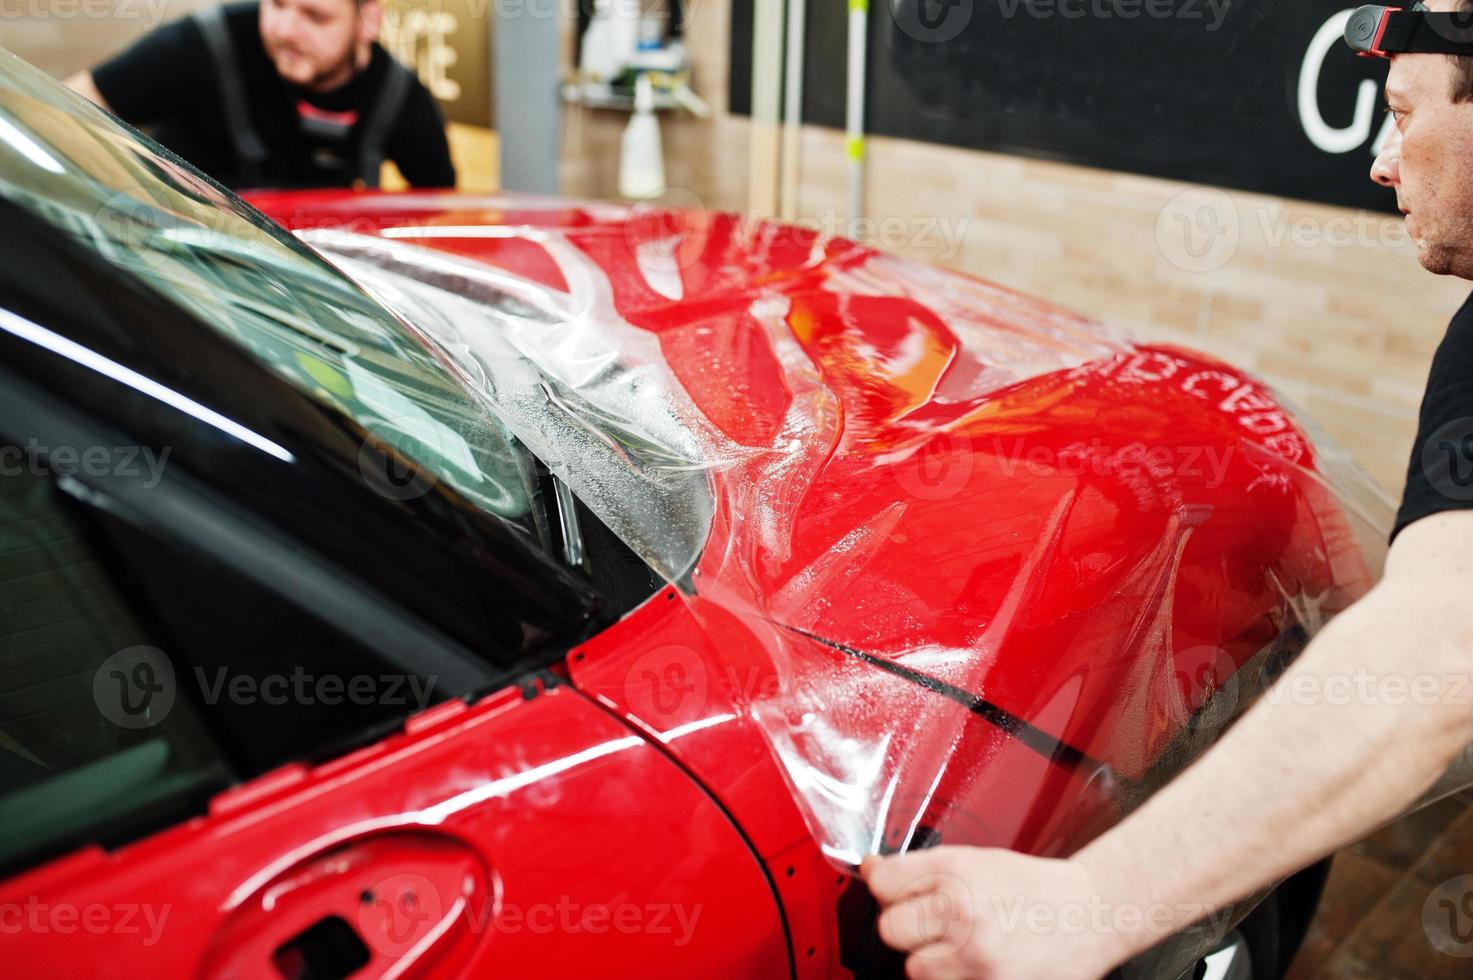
[0,50,540,536]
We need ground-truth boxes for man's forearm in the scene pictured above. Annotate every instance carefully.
[63,71,111,113]
[1075,519,1473,965]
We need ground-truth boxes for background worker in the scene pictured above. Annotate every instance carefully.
[66,0,455,190]
[863,2,1473,977]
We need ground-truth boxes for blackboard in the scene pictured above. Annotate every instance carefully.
[731,0,1400,213]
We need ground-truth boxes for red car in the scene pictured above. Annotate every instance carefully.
[0,52,1388,979]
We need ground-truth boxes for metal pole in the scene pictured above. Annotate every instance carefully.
[749,0,784,217]
[846,0,868,237]
[496,0,561,193]
[779,0,806,221]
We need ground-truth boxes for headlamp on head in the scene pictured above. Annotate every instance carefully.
[1345,2,1473,59]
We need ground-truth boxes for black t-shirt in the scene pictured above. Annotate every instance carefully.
[92,2,455,189]
[1393,290,1473,542]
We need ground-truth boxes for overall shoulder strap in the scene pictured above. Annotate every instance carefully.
[355,58,414,188]
[193,5,270,184]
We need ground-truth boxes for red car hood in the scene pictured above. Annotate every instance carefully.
[249,190,1389,862]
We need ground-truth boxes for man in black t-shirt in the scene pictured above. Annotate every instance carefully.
[65,0,455,190]
[860,3,1473,977]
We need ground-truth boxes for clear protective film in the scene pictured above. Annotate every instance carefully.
[298,207,1390,974]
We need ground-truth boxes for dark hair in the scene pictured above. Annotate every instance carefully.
[1456,1,1473,102]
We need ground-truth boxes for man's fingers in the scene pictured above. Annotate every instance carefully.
[877,880,979,964]
[878,892,952,951]
[863,847,972,903]
[905,950,983,980]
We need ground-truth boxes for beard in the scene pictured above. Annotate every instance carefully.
[267,39,359,91]
[1417,236,1473,281]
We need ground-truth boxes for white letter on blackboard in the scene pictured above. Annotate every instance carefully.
[1298,9,1379,154]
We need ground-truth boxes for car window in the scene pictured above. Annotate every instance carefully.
[0,461,232,873]
[0,442,456,874]
[0,50,540,538]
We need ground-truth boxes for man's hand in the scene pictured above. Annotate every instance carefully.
[861,847,1125,980]
[863,512,1473,979]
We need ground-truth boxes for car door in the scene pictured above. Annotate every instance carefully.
[0,298,792,978]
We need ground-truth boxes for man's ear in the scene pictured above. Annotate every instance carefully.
[357,0,384,46]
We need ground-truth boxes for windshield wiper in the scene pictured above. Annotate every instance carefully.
[551,476,585,568]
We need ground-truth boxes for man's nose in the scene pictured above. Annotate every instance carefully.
[1371,126,1402,188]
[265,7,302,40]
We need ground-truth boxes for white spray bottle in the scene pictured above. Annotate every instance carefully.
[619,73,666,199]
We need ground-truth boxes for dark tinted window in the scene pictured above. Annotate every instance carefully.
[0,462,230,871]
[0,446,449,873]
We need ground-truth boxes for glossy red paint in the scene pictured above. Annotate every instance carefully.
[2,683,789,978]
[252,188,1371,797]
[4,189,1378,978]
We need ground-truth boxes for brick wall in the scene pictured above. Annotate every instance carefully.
[561,0,1470,498]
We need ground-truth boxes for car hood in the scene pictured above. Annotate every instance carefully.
[250,190,1392,866]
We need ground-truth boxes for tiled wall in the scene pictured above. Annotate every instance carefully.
[561,0,1471,499]
[1,0,210,78]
